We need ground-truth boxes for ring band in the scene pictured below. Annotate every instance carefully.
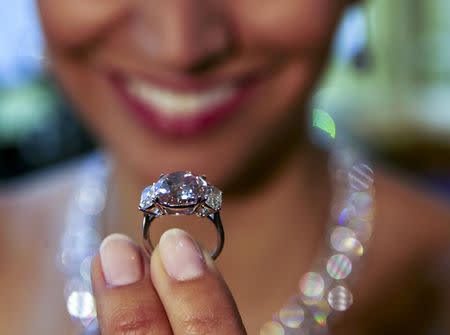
[139,171,224,260]
[142,212,224,259]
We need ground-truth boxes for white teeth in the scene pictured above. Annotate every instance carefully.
[126,77,236,117]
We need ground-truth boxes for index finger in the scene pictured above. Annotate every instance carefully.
[91,234,173,335]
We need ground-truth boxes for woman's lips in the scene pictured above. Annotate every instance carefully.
[108,71,260,137]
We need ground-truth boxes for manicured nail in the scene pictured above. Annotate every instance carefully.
[100,234,143,287]
[159,228,205,281]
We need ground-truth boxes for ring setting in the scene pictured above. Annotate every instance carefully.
[139,171,224,259]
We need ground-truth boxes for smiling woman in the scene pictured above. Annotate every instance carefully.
[1,0,450,334]
[37,0,344,185]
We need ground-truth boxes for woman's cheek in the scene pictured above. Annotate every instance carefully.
[37,0,131,48]
[233,0,344,52]
[38,0,344,54]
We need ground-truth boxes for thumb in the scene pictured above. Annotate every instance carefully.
[150,228,247,335]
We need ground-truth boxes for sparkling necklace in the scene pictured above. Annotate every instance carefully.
[58,153,110,334]
[260,147,375,335]
[57,146,375,335]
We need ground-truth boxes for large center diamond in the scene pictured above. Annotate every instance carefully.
[154,171,205,207]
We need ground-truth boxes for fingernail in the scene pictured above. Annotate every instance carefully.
[100,234,143,287]
[159,228,205,281]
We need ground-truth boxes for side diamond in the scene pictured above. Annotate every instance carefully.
[205,186,222,211]
[139,185,155,210]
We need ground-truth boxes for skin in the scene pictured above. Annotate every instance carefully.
[30,0,450,334]
[91,235,248,335]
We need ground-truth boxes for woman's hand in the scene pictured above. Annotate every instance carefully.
[91,229,247,334]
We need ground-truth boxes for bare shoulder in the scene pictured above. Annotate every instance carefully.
[0,158,89,335]
[363,168,450,298]
[375,169,450,256]
[340,168,450,334]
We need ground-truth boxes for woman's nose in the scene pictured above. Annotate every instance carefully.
[136,0,232,72]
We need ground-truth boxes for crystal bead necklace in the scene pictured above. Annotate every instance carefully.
[58,154,110,334]
[57,146,375,335]
[260,147,375,335]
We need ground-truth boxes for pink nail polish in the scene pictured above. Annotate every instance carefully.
[159,229,205,281]
[100,234,143,287]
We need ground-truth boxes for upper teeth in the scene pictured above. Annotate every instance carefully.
[126,77,236,117]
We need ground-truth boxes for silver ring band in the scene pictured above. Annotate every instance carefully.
[142,212,224,260]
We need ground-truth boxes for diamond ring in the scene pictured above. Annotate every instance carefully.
[139,171,224,260]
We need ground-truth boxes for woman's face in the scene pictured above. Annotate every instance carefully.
[38,0,349,185]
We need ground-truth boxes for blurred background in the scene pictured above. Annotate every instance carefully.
[317,0,450,195]
[0,0,94,183]
[0,0,449,194]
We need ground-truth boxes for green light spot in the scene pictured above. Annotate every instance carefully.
[313,311,328,327]
[312,108,336,139]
